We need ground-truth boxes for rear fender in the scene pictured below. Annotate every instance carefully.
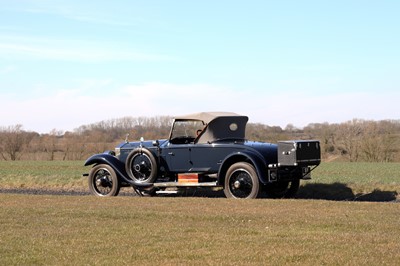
[218,151,268,185]
[84,153,153,188]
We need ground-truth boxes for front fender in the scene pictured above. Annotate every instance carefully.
[85,153,123,167]
[84,153,153,188]
[218,151,268,185]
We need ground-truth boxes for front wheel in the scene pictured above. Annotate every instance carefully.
[223,162,261,199]
[88,164,120,197]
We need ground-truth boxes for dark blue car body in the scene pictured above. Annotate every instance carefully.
[84,112,320,199]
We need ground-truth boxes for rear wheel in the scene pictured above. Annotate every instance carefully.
[264,180,300,198]
[88,164,120,197]
[224,162,260,199]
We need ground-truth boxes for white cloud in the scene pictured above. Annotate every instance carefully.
[0,65,17,75]
[1,82,398,133]
[246,91,399,128]
[0,83,239,132]
[11,1,135,27]
[0,36,175,62]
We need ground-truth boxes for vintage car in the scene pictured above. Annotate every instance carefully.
[84,112,321,199]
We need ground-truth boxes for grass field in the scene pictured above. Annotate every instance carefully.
[299,162,400,201]
[0,161,399,200]
[0,161,87,190]
[0,161,399,265]
[0,194,399,265]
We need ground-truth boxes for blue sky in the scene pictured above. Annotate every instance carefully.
[1,0,399,133]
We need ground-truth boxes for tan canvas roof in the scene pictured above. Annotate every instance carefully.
[174,112,245,124]
[172,112,248,143]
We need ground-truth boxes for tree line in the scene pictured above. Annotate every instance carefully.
[1,116,399,162]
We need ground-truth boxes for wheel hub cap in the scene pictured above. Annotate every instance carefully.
[96,176,109,187]
[234,180,241,189]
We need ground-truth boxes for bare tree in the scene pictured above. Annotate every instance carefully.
[0,125,34,160]
[336,119,363,162]
[2,117,400,162]
[361,122,382,162]
[304,122,337,159]
[41,129,64,160]
[361,121,397,162]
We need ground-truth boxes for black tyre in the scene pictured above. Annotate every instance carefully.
[88,164,120,197]
[223,162,261,199]
[264,180,300,198]
[125,148,158,183]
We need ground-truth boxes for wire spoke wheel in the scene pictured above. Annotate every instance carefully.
[130,153,153,181]
[126,148,158,183]
[224,162,260,199]
[88,164,120,197]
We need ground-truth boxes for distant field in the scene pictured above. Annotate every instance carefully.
[0,194,399,265]
[300,162,400,201]
[0,161,399,200]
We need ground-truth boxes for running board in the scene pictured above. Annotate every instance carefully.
[153,181,219,188]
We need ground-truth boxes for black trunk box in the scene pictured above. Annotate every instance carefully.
[278,140,321,166]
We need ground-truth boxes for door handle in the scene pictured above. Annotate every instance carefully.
[168,152,174,156]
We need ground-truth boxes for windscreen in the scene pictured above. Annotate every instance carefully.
[170,120,205,139]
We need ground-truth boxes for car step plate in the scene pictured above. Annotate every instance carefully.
[155,190,179,195]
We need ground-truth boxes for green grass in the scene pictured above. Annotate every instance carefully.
[298,162,400,201]
[0,161,87,190]
[0,194,399,265]
[0,161,399,200]
[1,161,400,264]
[314,162,400,185]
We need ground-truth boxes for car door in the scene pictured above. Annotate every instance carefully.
[190,144,234,173]
[163,143,192,173]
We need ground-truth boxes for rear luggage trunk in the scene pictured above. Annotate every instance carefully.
[277,140,321,166]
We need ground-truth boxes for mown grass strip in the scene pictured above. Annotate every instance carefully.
[0,161,87,190]
[2,161,399,201]
[0,194,399,265]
